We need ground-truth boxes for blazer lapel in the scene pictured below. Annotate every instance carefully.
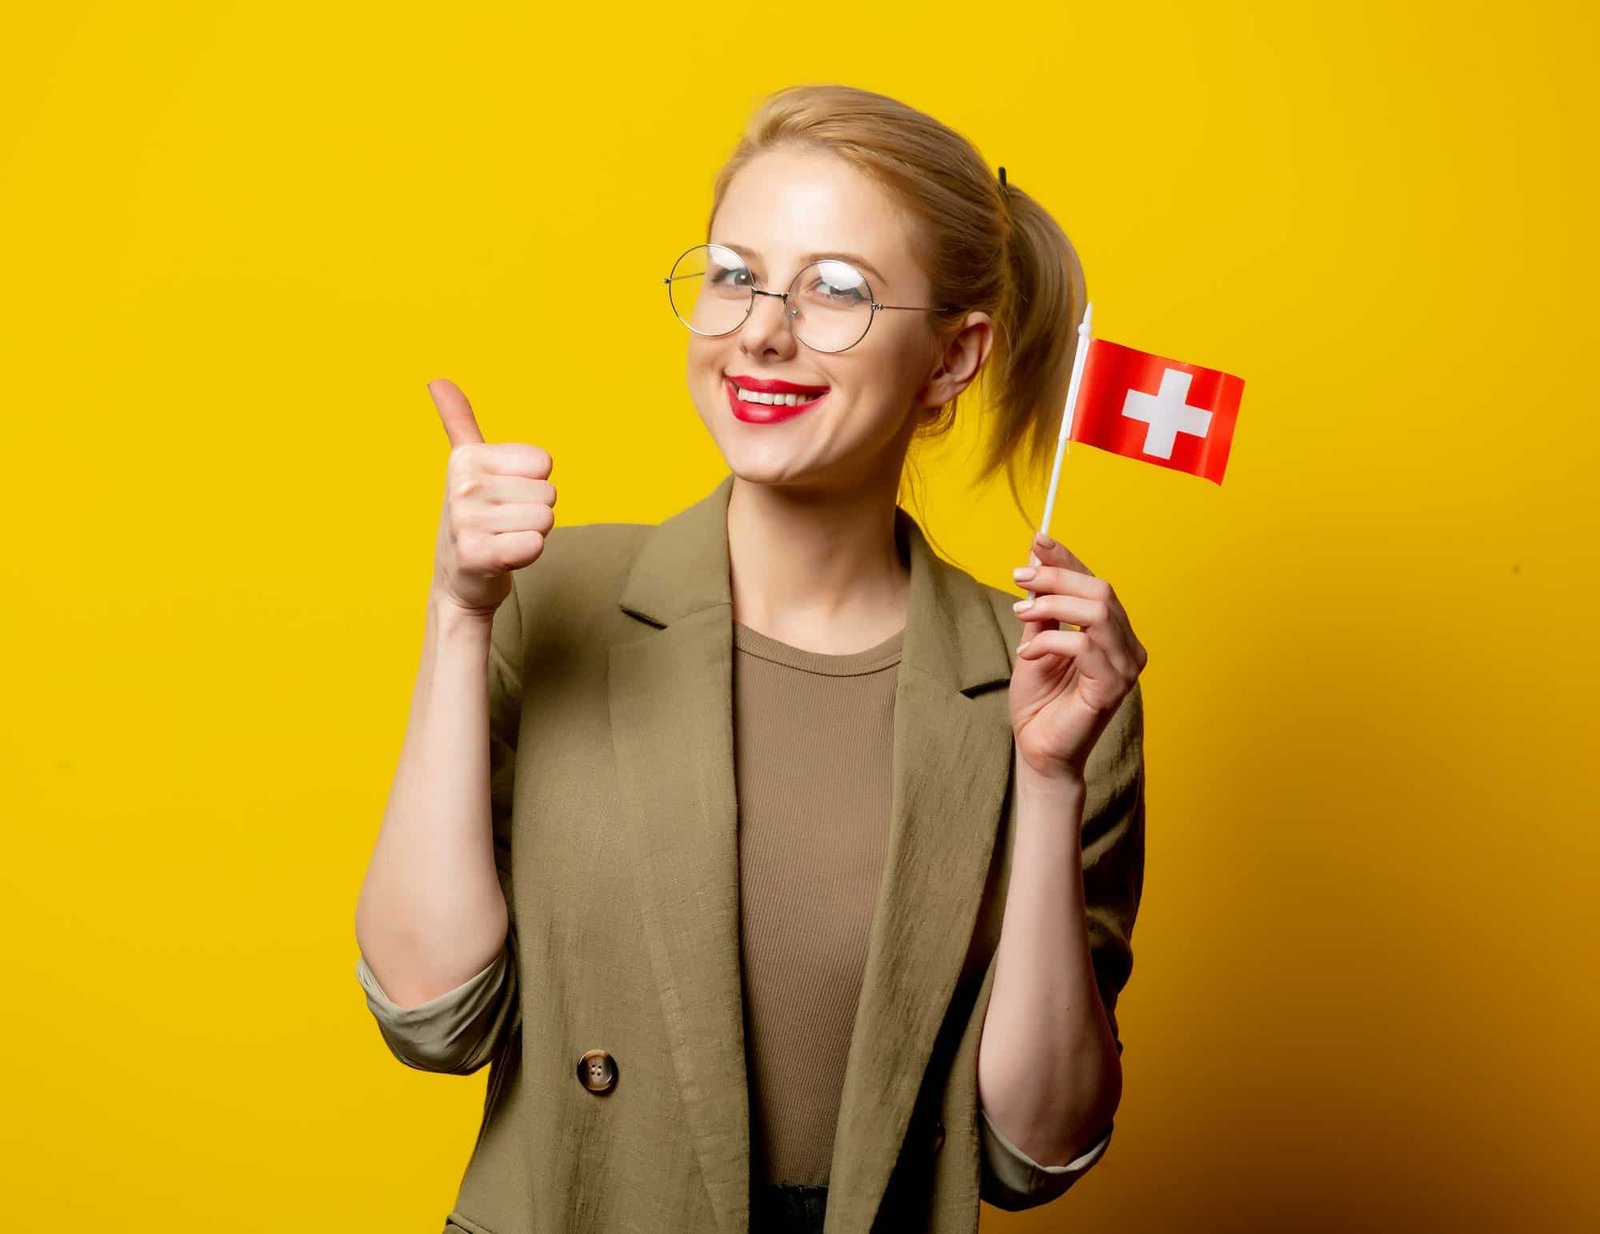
[609,473,748,1234]
[823,503,1016,1233]
[608,472,1017,1234]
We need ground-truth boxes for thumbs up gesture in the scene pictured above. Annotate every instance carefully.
[427,378,557,618]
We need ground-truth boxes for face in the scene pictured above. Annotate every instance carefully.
[683,147,991,496]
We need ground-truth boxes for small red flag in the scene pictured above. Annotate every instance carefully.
[1069,337,1244,484]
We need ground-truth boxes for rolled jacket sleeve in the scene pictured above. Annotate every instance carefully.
[355,944,517,1075]
[979,1107,1114,1211]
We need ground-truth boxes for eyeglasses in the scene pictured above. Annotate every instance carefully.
[662,242,963,354]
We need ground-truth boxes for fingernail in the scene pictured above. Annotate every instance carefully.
[1017,637,1033,654]
[1013,566,1036,582]
[1013,597,1034,613]
[1034,533,1056,549]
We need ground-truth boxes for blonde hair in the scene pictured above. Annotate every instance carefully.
[706,82,1088,535]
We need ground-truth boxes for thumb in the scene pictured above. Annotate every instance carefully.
[427,378,485,447]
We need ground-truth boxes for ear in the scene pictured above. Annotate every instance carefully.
[918,311,994,408]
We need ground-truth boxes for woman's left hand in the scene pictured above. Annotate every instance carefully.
[1008,533,1149,782]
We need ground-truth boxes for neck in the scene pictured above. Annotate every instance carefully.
[725,471,910,654]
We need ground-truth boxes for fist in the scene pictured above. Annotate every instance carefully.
[427,378,556,617]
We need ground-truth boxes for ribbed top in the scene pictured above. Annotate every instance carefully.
[733,621,905,675]
[732,619,905,1187]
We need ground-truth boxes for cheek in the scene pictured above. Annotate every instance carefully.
[837,351,925,423]
[684,343,720,400]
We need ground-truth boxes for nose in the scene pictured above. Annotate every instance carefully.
[739,288,800,358]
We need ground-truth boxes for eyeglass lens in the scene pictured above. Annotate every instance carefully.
[666,243,874,353]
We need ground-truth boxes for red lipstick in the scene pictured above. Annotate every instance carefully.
[725,373,830,424]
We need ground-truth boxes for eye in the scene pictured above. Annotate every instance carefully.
[821,281,866,302]
[804,259,870,305]
[803,273,869,306]
[708,262,752,287]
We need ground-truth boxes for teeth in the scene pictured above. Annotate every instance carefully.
[732,384,825,406]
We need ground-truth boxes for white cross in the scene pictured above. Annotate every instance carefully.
[1120,368,1212,459]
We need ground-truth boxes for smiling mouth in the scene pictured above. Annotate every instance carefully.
[725,377,829,422]
[726,375,830,404]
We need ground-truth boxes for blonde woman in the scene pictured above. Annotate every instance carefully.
[354,83,1148,1234]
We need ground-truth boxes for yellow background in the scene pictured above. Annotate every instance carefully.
[2,1,1595,1230]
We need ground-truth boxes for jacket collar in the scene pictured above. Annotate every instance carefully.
[617,471,1015,695]
[608,471,1016,1233]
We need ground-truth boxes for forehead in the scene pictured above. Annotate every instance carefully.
[710,148,920,290]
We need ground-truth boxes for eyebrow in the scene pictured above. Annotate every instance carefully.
[719,242,889,287]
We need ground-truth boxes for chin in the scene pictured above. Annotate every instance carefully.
[719,445,815,489]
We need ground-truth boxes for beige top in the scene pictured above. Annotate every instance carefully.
[731,618,905,1186]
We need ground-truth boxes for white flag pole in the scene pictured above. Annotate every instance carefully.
[1026,299,1094,594]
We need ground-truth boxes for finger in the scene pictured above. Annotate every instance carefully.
[1025,534,1116,617]
[454,474,557,505]
[1015,603,1134,673]
[1047,570,1137,655]
[475,501,558,536]
[1024,536,1147,670]
[1015,568,1140,669]
[1064,612,1141,679]
[1016,627,1116,683]
[475,441,554,480]
[429,378,484,448]
[1020,556,1134,631]
[1033,536,1142,631]
[1032,532,1094,577]
[1017,562,1102,601]
[1013,591,1106,633]
[1017,605,1060,644]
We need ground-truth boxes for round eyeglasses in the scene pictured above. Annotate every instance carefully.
[662,242,962,354]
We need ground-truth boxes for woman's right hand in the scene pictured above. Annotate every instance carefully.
[426,377,557,619]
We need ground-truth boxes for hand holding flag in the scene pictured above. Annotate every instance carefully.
[1007,303,1241,780]
[1008,531,1149,782]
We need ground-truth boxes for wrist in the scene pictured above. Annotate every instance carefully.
[1012,756,1088,843]
[1015,753,1087,797]
[1015,759,1087,822]
[428,588,498,641]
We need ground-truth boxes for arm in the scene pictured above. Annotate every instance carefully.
[351,576,525,1074]
[977,682,1145,1207]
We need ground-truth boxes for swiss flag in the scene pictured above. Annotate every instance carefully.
[1069,337,1244,484]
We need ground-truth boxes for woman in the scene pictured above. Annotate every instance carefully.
[354,83,1148,1234]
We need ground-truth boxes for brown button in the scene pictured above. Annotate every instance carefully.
[577,1049,618,1094]
[930,1118,945,1153]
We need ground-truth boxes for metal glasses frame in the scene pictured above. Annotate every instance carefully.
[662,242,964,354]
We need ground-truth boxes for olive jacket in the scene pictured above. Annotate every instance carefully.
[355,471,1146,1234]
